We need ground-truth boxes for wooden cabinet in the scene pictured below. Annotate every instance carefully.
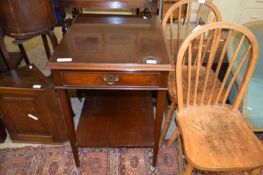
[0,65,66,143]
[239,0,263,23]
[213,0,263,23]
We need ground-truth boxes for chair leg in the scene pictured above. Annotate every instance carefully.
[250,168,260,175]
[166,128,179,147]
[184,164,193,175]
[47,30,58,50]
[41,34,51,59]
[177,133,184,175]
[18,44,30,65]
[183,18,186,25]
[159,101,176,146]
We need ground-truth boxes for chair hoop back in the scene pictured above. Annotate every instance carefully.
[162,0,222,65]
[176,22,259,112]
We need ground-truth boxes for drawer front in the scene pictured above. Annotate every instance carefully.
[239,9,263,23]
[62,72,160,87]
[244,0,263,8]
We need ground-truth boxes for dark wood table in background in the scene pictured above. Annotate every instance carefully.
[46,14,172,167]
[61,0,159,14]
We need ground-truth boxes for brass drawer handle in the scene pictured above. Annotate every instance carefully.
[103,75,120,85]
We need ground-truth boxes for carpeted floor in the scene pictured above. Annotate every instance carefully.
[0,141,263,175]
[0,144,178,175]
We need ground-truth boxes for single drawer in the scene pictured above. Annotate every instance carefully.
[61,71,160,87]
[244,0,263,8]
[239,9,263,23]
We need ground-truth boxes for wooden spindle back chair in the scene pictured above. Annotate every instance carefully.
[162,0,222,65]
[172,22,263,175]
[176,22,258,110]
[159,0,222,145]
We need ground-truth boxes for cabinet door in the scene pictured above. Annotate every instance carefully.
[0,94,54,142]
[239,9,263,24]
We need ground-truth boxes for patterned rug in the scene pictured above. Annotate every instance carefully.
[0,140,263,175]
[0,144,178,175]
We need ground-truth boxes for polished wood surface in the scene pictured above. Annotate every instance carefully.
[62,71,160,88]
[77,91,154,147]
[47,15,171,71]
[0,65,66,143]
[159,0,222,146]
[47,14,172,167]
[170,22,263,174]
[0,0,56,39]
[61,0,158,14]
[0,65,50,89]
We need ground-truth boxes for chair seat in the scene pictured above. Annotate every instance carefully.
[168,66,224,103]
[177,104,263,171]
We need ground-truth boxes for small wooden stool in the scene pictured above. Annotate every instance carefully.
[0,0,58,64]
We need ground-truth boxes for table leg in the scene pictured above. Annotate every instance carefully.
[153,90,166,166]
[57,89,80,167]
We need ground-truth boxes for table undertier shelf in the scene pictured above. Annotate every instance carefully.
[76,90,154,147]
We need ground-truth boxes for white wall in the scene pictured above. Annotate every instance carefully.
[213,0,242,23]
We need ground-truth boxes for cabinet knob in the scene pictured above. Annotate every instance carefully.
[103,75,119,85]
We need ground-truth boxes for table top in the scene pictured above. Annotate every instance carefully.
[0,65,51,89]
[46,14,172,71]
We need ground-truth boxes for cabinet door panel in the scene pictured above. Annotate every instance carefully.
[0,95,52,140]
